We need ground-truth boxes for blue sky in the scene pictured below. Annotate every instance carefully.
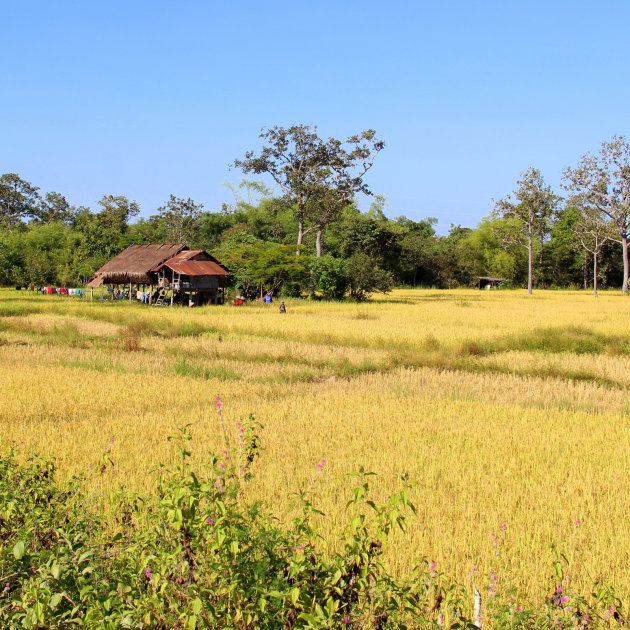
[3,0,629,234]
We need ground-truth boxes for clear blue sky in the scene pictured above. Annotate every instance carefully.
[3,0,629,234]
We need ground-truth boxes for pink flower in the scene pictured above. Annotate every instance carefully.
[205,517,214,525]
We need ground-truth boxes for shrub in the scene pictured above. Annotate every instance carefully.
[311,255,350,300]
[347,253,394,301]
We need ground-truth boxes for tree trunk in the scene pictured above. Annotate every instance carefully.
[315,227,323,258]
[593,244,598,298]
[527,230,533,295]
[583,251,588,290]
[622,235,629,293]
[296,219,304,256]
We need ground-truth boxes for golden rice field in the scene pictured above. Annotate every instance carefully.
[1,288,630,605]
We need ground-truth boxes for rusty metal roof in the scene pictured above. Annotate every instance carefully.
[170,250,204,261]
[152,250,220,270]
[164,260,230,276]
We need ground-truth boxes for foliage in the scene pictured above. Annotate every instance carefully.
[156,195,204,246]
[311,255,350,299]
[347,252,394,301]
[219,242,310,298]
[0,174,40,231]
[30,192,74,225]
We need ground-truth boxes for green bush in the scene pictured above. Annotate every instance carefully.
[347,253,394,301]
[311,256,350,300]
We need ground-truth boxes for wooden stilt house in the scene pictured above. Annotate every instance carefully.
[476,276,503,289]
[87,244,229,305]
[151,250,229,306]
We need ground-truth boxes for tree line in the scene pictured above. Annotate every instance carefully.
[1,127,628,298]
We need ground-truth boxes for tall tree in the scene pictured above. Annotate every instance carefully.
[493,168,560,294]
[156,195,203,245]
[233,125,384,256]
[81,195,140,260]
[32,191,74,224]
[570,199,614,297]
[96,195,140,233]
[563,135,630,293]
[0,173,40,231]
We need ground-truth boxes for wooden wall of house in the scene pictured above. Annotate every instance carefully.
[189,276,220,289]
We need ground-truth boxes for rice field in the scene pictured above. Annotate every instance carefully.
[1,288,630,605]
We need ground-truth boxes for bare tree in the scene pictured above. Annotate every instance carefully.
[569,199,614,296]
[563,136,630,293]
[493,168,560,294]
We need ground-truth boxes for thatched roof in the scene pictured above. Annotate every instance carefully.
[87,244,186,287]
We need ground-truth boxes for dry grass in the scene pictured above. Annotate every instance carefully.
[1,288,630,603]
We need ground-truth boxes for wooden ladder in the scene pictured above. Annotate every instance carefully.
[153,292,166,306]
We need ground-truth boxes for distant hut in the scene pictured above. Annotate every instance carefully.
[477,276,503,289]
[87,244,229,305]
